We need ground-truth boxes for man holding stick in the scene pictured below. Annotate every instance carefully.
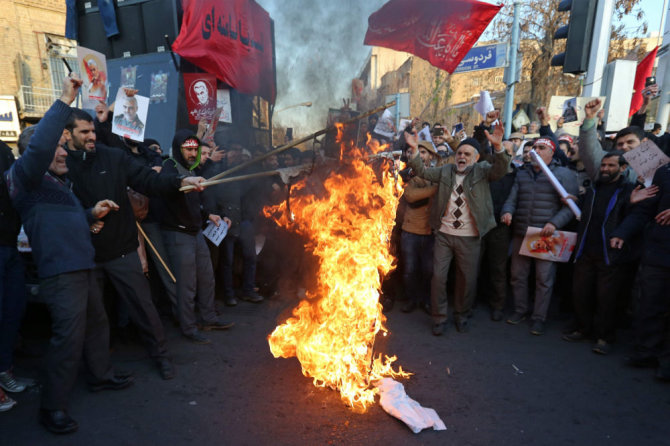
[5,75,133,433]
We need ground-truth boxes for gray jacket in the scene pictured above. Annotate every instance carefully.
[579,118,638,183]
[501,159,579,237]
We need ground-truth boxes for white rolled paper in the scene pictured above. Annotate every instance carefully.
[529,149,581,220]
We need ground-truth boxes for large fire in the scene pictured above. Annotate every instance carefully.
[265,125,409,412]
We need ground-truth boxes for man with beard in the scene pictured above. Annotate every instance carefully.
[63,109,205,380]
[113,95,144,136]
[501,136,578,335]
[159,131,234,344]
[564,152,656,354]
[5,75,133,433]
[406,115,511,335]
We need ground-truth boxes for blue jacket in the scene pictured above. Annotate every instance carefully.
[5,100,96,279]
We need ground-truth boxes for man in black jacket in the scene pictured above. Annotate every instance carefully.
[63,109,205,380]
[159,130,233,344]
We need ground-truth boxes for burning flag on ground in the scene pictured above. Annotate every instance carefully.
[265,128,409,413]
[364,0,502,74]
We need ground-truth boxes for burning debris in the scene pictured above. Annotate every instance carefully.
[265,125,409,412]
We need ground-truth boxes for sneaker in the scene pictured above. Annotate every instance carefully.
[506,312,526,325]
[224,296,238,307]
[0,389,16,412]
[455,316,469,333]
[185,331,212,345]
[0,370,27,393]
[240,290,264,303]
[562,330,586,342]
[432,322,446,336]
[592,339,611,355]
[530,320,545,336]
[200,318,235,331]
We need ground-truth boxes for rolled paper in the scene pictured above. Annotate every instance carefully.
[529,150,581,220]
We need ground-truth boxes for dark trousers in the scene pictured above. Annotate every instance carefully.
[634,264,670,363]
[40,270,113,410]
[400,231,433,306]
[572,253,624,343]
[0,246,26,372]
[141,221,178,318]
[479,223,510,311]
[163,230,217,336]
[221,220,258,296]
[99,252,167,359]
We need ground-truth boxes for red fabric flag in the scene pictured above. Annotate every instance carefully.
[172,0,276,103]
[364,0,502,74]
[629,46,658,117]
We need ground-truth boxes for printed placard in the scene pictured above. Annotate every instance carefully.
[184,73,217,124]
[203,220,228,246]
[623,139,670,187]
[77,46,108,109]
[519,227,577,263]
[216,89,232,123]
[547,96,607,137]
[111,88,149,142]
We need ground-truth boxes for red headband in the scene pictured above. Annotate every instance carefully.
[534,137,556,152]
[181,138,199,149]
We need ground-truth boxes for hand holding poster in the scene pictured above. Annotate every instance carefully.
[623,140,670,187]
[77,46,108,109]
[111,88,149,142]
[547,96,607,137]
[373,109,396,139]
[519,227,577,263]
[184,73,219,125]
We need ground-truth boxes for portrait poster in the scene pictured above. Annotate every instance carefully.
[519,227,577,263]
[150,71,169,103]
[77,46,108,109]
[547,96,607,137]
[216,89,232,123]
[183,73,217,124]
[121,65,137,88]
[373,108,396,139]
[111,88,149,142]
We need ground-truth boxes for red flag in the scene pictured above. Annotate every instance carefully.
[172,0,276,103]
[364,0,502,74]
[629,46,658,117]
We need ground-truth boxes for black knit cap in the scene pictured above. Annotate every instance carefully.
[458,137,481,153]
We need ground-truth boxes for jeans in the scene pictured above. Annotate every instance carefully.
[400,231,433,306]
[0,246,25,372]
[66,0,119,39]
[221,220,257,296]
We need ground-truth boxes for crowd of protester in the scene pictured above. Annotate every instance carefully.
[0,74,669,435]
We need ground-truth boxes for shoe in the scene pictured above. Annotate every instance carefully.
[506,312,526,325]
[156,358,175,380]
[401,301,417,313]
[455,317,469,333]
[624,354,658,368]
[432,323,445,336]
[201,318,235,331]
[0,370,28,393]
[89,375,135,392]
[592,339,611,355]
[0,390,16,412]
[240,290,264,303]
[530,320,545,336]
[40,409,78,434]
[224,296,238,307]
[421,302,431,315]
[185,331,212,345]
[562,330,586,342]
[491,309,504,322]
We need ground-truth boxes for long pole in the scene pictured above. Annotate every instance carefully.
[136,222,176,283]
[205,101,396,183]
[503,0,520,138]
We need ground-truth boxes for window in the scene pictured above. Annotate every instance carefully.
[45,35,77,93]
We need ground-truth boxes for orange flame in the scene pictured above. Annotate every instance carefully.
[266,142,409,412]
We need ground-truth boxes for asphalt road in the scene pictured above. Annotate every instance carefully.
[1,292,669,446]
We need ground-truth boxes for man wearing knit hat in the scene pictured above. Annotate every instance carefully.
[407,115,511,335]
[501,136,578,335]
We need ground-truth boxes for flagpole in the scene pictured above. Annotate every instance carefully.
[503,0,520,138]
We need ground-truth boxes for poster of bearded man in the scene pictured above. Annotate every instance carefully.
[77,46,108,109]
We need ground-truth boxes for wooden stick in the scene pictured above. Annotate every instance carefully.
[180,170,279,192]
[136,222,176,283]
[204,101,397,184]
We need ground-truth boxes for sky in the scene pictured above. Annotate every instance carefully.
[256,0,664,135]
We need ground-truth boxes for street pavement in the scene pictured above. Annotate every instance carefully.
[1,292,669,446]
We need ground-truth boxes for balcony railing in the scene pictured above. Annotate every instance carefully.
[17,85,60,116]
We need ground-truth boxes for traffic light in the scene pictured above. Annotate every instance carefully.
[551,0,598,74]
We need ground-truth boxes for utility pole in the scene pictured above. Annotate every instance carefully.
[503,0,520,138]
[582,0,614,96]
[656,0,670,131]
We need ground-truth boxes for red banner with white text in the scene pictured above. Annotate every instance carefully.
[364,0,502,74]
[172,0,276,103]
